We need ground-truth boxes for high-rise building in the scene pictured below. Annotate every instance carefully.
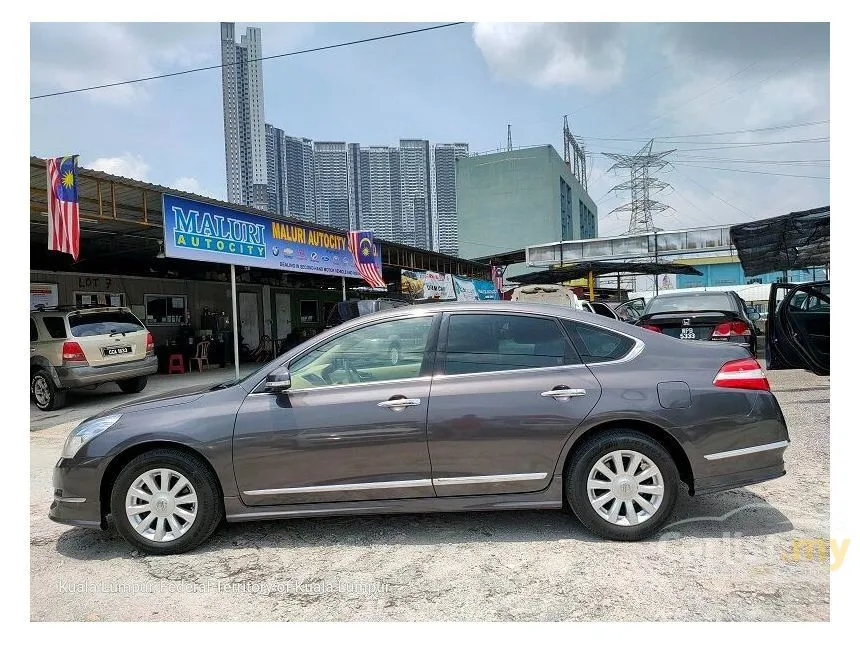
[398,140,433,250]
[313,142,350,230]
[265,124,285,215]
[283,135,316,223]
[456,144,598,276]
[349,146,401,240]
[220,22,268,211]
[433,143,469,255]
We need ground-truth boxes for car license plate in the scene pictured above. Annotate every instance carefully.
[680,328,697,340]
[103,346,132,356]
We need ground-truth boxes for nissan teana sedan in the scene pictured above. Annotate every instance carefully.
[50,302,789,555]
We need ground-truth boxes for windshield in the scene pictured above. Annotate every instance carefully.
[68,311,146,337]
[646,293,733,314]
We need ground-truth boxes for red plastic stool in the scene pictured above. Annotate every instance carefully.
[168,354,185,374]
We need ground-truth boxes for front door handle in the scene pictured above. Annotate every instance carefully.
[540,388,586,400]
[377,398,421,411]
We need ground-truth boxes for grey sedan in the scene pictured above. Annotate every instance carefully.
[50,302,789,554]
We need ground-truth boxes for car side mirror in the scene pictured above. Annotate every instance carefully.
[265,366,291,392]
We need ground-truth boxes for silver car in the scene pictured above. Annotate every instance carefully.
[50,302,789,554]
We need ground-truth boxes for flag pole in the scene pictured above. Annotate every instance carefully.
[230,265,240,380]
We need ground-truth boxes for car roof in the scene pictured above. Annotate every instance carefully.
[31,306,132,318]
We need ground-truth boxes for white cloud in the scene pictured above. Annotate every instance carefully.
[472,23,625,91]
[173,177,203,194]
[30,22,312,106]
[89,153,150,181]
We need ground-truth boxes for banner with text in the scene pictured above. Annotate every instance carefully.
[453,276,500,301]
[401,269,456,301]
[162,194,382,279]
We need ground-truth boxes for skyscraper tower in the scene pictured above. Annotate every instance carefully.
[399,139,433,250]
[220,22,268,211]
[433,143,469,255]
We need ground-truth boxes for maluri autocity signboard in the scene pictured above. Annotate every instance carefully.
[162,194,381,278]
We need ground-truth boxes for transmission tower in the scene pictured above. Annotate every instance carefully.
[563,115,588,191]
[506,124,512,151]
[603,139,675,234]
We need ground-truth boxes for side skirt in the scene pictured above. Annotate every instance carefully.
[224,475,564,522]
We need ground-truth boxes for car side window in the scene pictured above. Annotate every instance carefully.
[442,314,577,376]
[289,316,434,390]
[30,318,38,342]
[42,316,68,339]
[562,320,636,364]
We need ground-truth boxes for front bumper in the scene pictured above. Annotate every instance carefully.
[56,355,158,388]
[48,456,105,529]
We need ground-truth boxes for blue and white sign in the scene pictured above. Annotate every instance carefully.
[453,275,500,301]
[162,194,381,278]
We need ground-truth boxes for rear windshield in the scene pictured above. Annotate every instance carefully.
[646,293,733,314]
[68,311,145,337]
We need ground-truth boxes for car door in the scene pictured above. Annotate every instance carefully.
[426,312,602,497]
[232,313,440,506]
[767,281,829,375]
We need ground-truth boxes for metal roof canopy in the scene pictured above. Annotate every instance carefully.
[29,157,490,279]
[510,261,702,285]
[729,206,830,276]
[469,249,527,266]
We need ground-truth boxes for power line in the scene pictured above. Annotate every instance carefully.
[579,120,829,143]
[669,166,750,217]
[671,163,830,180]
[30,22,466,100]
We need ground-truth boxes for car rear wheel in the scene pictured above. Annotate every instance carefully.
[31,369,66,411]
[110,448,223,555]
[566,430,678,541]
[117,376,148,394]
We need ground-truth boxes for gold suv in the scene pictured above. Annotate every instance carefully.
[30,306,157,411]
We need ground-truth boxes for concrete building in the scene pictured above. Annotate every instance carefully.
[433,143,469,255]
[398,139,433,250]
[265,124,285,215]
[349,145,401,239]
[220,22,267,211]
[313,142,350,230]
[457,145,598,274]
[283,135,316,223]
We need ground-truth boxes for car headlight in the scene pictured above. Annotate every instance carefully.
[61,414,122,459]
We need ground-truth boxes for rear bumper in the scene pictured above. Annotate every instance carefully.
[693,453,787,495]
[56,355,158,388]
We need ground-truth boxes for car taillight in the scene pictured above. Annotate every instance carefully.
[641,324,662,333]
[713,358,770,391]
[62,341,87,363]
[712,321,751,337]
[146,332,154,355]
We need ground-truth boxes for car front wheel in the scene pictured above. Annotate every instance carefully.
[31,369,66,411]
[566,430,679,541]
[110,448,223,555]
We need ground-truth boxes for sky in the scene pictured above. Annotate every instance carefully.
[29,22,830,240]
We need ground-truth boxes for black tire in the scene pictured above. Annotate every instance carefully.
[117,375,148,394]
[566,430,679,541]
[110,448,223,555]
[31,369,66,411]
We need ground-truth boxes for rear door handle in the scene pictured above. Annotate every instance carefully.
[540,388,587,400]
[377,398,421,411]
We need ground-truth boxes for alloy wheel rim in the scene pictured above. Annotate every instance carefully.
[32,375,50,406]
[586,449,664,527]
[125,468,198,543]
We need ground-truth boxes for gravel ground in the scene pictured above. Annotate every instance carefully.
[30,369,830,621]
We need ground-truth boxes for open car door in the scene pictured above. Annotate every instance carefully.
[766,281,829,376]
[613,297,646,323]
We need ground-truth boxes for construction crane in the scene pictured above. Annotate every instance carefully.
[563,115,588,191]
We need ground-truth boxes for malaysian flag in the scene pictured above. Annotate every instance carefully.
[491,265,505,292]
[47,156,80,260]
[347,230,386,289]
